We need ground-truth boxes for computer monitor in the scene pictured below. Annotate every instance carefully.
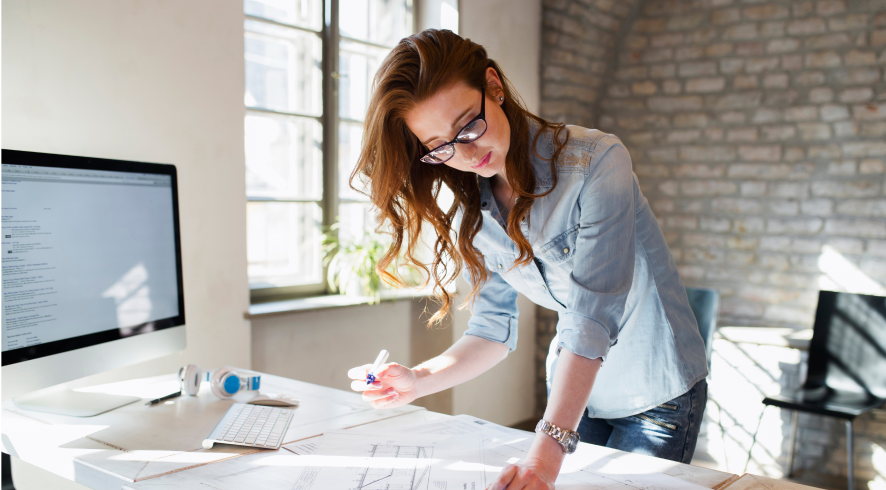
[1,150,186,416]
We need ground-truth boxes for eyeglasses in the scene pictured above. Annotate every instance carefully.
[419,91,488,164]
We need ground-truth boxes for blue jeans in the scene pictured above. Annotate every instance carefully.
[576,380,707,464]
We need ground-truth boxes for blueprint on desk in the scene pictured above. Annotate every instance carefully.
[125,414,714,490]
[290,431,484,490]
[379,415,713,490]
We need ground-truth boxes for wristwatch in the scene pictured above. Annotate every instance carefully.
[535,419,580,454]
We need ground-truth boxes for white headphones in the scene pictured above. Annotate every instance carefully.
[178,365,261,399]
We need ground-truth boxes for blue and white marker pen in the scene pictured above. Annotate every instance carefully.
[366,349,390,385]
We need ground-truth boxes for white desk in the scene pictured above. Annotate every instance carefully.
[3,370,740,490]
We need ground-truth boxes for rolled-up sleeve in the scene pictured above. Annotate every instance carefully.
[557,136,636,361]
[462,265,520,352]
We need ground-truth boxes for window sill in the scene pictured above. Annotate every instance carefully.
[245,287,436,319]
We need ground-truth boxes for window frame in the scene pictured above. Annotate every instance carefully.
[247,0,419,304]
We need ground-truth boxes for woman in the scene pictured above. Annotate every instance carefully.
[346,29,708,490]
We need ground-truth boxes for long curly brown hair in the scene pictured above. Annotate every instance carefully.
[351,29,569,324]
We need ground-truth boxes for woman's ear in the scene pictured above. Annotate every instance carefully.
[485,66,503,94]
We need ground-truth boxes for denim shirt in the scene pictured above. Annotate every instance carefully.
[460,122,709,419]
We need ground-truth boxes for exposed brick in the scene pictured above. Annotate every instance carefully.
[820,104,850,121]
[828,14,869,31]
[648,96,705,111]
[681,180,739,196]
[809,87,835,103]
[675,46,704,61]
[805,51,842,68]
[746,57,781,73]
[763,73,790,88]
[734,75,759,89]
[729,163,793,179]
[852,102,886,120]
[678,61,718,77]
[744,5,789,20]
[825,219,886,238]
[860,159,885,174]
[762,125,797,141]
[804,33,851,49]
[706,43,734,57]
[667,129,702,143]
[816,0,845,16]
[843,141,886,157]
[800,199,834,215]
[712,8,741,25]
[873,29,886,46]
[686,77,726,93]
[844,50,877,65]
[739,145,782,161]
[838,87,873,103]
[767,38,800,53]
[681,146,737,162]
[798,122,833,140]
[673,113,709,127]
[713,197,764,214]
[827,160,856,175]
[811,180,880,197]
[831,68,881,85]
[833,120,858,137]
[724,23,760,40]
[785,106,819,121]
[771,182,810,198]
[787,18,827,35]
[836,199,886,217]
[713,92,764,110]
[632,80,658,95]
[727,127,759,142]
[767,218,824,235]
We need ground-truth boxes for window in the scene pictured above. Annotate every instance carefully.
[245,0,414,301]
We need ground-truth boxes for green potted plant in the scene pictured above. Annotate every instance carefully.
[322,224,420,303]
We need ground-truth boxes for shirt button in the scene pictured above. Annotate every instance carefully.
[498,264,502,269]
[542,285,547,291]
[563,247,570,254]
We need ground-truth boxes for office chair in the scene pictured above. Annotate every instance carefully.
[747,291,886,490]
[686,287,719,374]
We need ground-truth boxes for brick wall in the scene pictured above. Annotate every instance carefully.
[540,0,643,129]
[537,0,886,484]
[595,0,886,330]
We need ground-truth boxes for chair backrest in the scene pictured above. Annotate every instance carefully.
[805,291,886,399]
[685,287,719,375]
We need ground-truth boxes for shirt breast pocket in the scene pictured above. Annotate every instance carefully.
[537,225,579,266]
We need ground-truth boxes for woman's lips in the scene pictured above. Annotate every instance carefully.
[472,151,492,170]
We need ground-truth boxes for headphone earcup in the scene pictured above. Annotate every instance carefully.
[179,364,203,396]
[210,367,239,399]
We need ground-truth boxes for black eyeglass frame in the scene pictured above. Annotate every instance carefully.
[419,91,488,165]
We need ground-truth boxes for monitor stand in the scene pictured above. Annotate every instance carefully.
[13,387,140,417]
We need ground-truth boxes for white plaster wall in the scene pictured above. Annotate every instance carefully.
[1,0,250,394]
[251,301,414,392]
[459,0,541,113]
[452,0,541,427]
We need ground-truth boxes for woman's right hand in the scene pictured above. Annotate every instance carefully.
[347,362,419,409]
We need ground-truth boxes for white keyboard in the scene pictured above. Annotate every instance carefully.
[202,403,294,450]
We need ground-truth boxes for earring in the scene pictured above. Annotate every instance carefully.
[499,96,504,101]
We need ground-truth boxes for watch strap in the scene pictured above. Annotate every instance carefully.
[535,419,580,454]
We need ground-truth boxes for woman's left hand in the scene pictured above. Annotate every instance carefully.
[487,458,558,490]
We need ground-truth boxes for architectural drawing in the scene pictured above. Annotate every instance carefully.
[290,431,483,490]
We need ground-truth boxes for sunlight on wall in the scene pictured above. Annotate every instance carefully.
[817,245,886,296]
[441,2,458,33]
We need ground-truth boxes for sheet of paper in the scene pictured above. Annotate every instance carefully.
[292,430,485,490]
[379,415,712,490]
